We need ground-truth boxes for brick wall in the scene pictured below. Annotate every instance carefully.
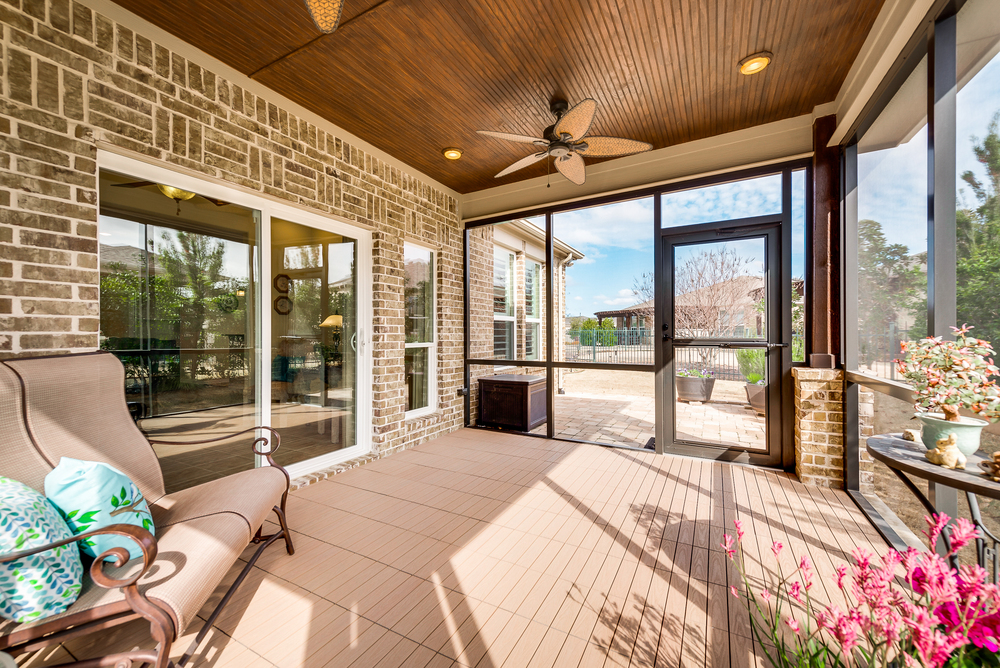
[0,0,463,455]
[792,367,845,487]
[858,385,875,493]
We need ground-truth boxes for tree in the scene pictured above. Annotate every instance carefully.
[631,271,655,325]
[957,111,1000,348]
[856,219,926,365]
[673,246,759,367]
[156,231,226,380]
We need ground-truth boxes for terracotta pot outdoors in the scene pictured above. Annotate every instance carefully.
[676,377,715,402]
[745,383,766,415]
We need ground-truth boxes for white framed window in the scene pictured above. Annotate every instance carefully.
[524,260,542,360]
[404,242,436,416]
[493,246,515,359]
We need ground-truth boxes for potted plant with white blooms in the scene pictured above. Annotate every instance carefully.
[895,324,1000,456]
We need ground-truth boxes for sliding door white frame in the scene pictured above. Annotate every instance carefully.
[98,150,374,476]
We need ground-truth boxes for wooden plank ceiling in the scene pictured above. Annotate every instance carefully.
[111,0,885,194]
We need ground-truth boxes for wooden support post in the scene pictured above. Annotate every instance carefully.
[810,114,840,368]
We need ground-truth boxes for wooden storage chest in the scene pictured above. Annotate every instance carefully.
[478,374,547,431]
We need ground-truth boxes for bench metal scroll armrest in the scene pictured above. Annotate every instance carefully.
[147,426,292,512]
[147,426,283,466]
[0,524,176,659]
[0,523,157,590]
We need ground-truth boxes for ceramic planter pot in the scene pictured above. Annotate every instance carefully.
[676,377,715,402]
[917,412,988,456]
[745,383,766,415]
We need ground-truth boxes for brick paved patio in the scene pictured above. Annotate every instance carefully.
[532,391,765,451]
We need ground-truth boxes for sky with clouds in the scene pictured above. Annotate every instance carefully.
[554,172,805,319]
[858,53,1000,253]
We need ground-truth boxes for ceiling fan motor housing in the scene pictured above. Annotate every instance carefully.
[548,142,571,158]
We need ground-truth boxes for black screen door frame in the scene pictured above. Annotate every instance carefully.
[656,214,792,468]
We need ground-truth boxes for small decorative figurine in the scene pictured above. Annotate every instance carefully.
[925,433,967,470]
[978,452,1000,482]
[902,429,922,443]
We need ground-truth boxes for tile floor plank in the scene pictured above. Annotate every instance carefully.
[24,429,893,668]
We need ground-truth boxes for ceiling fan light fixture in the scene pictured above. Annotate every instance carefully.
[442,147,463,160]
[155,184,196,201]
[739,52,772,75]
[304,0,344,33]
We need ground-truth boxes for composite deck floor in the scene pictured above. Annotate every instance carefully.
[34,429,889,668]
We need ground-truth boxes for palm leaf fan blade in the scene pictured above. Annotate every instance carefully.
[495,152,548,178]
[477,130,547,146]
[579,137,653,157]
[553,98,597,141]
[555,153,586,185]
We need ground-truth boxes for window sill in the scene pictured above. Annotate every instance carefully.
[405,406,440,422]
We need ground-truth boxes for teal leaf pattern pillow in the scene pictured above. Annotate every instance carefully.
[0,477,83,623]
[45,459,154,563]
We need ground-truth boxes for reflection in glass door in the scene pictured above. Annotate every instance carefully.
[662,225,784,465]
[270,218,358,468]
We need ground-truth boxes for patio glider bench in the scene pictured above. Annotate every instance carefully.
[0,352,295,668]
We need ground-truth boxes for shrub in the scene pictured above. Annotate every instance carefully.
[736,347,766,382]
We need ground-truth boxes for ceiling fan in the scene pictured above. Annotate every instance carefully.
[477,98,653,186]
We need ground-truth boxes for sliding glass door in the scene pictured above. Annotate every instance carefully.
[269,218,359,469]
[99,154,373,491]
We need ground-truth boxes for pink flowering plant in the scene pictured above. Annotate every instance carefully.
[894,325,1000,423]
[724,514,1000,667]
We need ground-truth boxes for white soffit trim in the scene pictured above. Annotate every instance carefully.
[79,0,461,203]
[830,0,937,147]
[462,112,816,222]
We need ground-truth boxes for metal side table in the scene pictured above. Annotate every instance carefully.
[867,434,1000,582]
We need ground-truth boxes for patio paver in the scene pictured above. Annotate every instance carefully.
[38,429,888,668]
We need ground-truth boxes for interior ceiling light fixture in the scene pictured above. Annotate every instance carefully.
[477,98,652,186]
[304,0,345,33]
[442,148,463,160]
[739,51,773,75]
[155,184,196,202]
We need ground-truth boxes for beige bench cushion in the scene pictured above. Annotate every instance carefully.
[151,466,287,533]
[0,364,53,493]
[4,355,166,501]
[0,512,251,639]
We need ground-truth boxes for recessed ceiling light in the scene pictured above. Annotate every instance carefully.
[739,52,773,76]
[442,148,463,160]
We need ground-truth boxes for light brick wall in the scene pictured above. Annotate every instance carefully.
[0,0,463,455]
[858,386,875,493]
[792,367,845,487]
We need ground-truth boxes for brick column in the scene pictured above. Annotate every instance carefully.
[792,368,845,487]
[858,386,876,493]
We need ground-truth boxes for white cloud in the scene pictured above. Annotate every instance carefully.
[554,199,654,252]
[573,296,582,301]
[594,294,608,301]
[600,289,638,307]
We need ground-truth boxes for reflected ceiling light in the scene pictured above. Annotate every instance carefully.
[304,0,345,34]
[156,184,197,215]
[155,184,196,201]
[320,314,344,328]
[442,148,463,160]
[738,51,773,75]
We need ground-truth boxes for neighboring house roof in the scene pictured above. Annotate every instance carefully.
[504,218,585,263]
[675,276,765,308]
[595,299,653,320]
[100,244,155,274]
